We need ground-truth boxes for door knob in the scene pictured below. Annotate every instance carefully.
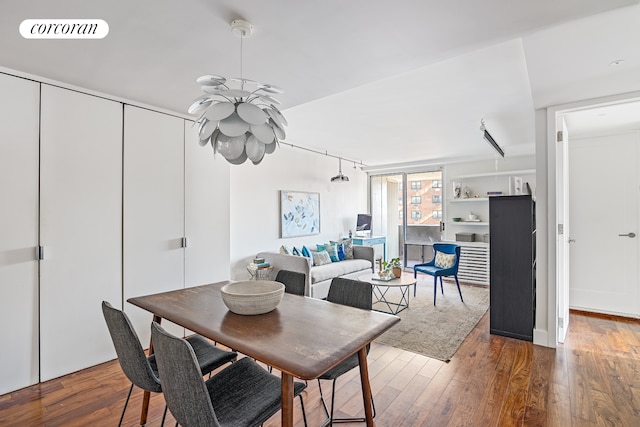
[618,232,636,238]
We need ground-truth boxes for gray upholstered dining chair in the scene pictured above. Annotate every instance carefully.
[150,321,308,427]
[101,301,237,426]
[275,269,306,296]
[318,277,376,426]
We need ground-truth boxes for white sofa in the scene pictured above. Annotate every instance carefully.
[257,246,375,299]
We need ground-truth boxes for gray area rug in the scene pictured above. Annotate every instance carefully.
[374,280,489,362]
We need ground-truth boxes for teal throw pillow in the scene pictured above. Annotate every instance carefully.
[317,243,339,262]
[301,245,311,258]
[330,240,347,261]
[301,245,314,266]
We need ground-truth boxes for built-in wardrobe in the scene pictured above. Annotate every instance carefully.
[0,72,230,395]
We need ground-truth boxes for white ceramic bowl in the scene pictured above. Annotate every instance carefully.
[220,280,285,315]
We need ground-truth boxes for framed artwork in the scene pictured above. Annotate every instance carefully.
[280,191,320,238]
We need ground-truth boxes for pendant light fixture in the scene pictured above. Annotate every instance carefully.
[331,158,350,183]
[188,19,286,165]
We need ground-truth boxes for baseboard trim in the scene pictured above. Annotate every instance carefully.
[533,329,551,347]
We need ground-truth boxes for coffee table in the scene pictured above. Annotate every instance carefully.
[358,273,417,314]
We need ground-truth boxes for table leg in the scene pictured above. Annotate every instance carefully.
[357,347,375,427]
[140,314,162,426]
[281,372,294,427]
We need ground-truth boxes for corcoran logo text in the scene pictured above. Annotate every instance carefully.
[20,19,109,39]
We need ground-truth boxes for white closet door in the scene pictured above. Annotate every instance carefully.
[184,123,230,287]
[0,74,40,394]
[123,106,184,345]
[39,85,122,380]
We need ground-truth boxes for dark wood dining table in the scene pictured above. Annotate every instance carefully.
[127,281,400,427]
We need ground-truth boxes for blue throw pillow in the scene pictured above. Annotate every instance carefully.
[301,245,312,258]
[292,247,301,256]
[336,242,346,261]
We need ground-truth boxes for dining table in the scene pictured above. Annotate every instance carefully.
[127,281,400,427]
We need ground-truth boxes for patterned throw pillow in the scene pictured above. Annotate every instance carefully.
[292,247,301,256]
[312,250,333,266]
[317,243,339,262]
[434,252,456,269]
[279,245,292,255]
[341,238,354,259]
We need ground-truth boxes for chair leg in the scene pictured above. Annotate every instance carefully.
[455,275,464,302]
[318,378,375,426]
[413,272,418,296]
[433,276,438,305]
[299,394,308,427]
[160,405,168,427]
[118,383,134,427]
[440,276,444,294]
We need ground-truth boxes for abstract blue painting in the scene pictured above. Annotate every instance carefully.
[280,191,320,238]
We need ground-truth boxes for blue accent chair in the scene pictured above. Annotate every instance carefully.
[413,243,464,305]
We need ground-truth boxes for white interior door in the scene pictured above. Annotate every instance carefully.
[40,85,122,380]
[0,74,40,394]
[569,131,640,316]
[123,106,185,345]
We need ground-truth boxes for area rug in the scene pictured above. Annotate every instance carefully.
[374,280,489,362]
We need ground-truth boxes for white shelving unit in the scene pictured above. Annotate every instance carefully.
[445,169,535,286]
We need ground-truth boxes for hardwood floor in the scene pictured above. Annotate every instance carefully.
[1,310,639,426]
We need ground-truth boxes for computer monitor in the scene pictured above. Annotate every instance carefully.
[356,213,372,236]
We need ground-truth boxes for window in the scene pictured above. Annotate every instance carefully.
[411,196,421,205]
[411,210,421,220]
[432,210,442,219]
[410,181,421,190]
[432,194,441,204]
[432,180,442,189]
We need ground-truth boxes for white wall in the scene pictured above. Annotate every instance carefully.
[229,146,368,280]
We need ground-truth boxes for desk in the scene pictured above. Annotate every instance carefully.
[128,281,399,427]
[352,235,387,261]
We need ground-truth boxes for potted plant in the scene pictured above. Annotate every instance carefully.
[383,257,402,278]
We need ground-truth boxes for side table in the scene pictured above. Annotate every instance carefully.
[247,265,274,280]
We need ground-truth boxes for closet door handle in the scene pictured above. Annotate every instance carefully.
[37,245,45,260]
[618,232,636,238]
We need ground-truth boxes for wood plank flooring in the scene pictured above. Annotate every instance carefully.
[1,309,639,426]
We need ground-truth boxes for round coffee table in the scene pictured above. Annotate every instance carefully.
[358,273,417,314]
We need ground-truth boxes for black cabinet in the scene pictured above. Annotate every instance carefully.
[489,195,536,341]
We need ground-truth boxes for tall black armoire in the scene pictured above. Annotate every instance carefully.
[489,195,536,341]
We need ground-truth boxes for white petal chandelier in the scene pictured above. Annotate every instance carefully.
[188,20,286,165]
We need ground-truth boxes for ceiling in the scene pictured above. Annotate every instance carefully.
[2,0,640,167]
